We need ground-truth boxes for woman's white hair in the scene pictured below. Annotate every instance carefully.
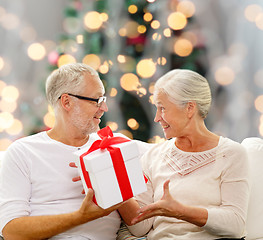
[154,69,212,119]
[45,63,99,108]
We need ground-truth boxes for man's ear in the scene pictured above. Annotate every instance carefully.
[187,101,196,118]
[60,94,71,111]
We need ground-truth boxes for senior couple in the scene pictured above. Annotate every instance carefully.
[0,63,249,240]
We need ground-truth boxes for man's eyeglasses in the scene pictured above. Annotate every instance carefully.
[59,93,107,106]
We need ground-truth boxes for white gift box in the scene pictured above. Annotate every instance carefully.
[74,140,147,209]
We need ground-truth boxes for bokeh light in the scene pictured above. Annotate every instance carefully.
[254,95,263,113]
[27,43,46,61]
[82,54,101,70]
[0,112,14,129]
[99,62,110,74]
[215,67,235,85]
[0,138,12,151]
[152,33,162,41]
[127,118,139,130]
[128,5,138,14]
[244,4,262,22]
[136,59,156,78]
[143,12,153,22]
[0,100,17,113]
[76,34,84,44]
[57,54,76,67]
[43,112,55,128]
[167,12,187,30]
[163,28,172,37]
[83,11,103,31]
[5,119,23,135]
[1,85,19,102]
[137,87,147,97]
[20,26,37,42]
[107,121,118,131]
[0,57,4,71]
[174,38,193,57]
[100,13,109,22]
[148,135,165,143]
[1,13,20,30]
[177,0,195,18]
[254,69,263,88]
[118,129,133,139]
[138,25,147,34]
[109,88,118,97]
[255,13,263,30]
[151,20,160,29]
[124,21,140,38]
[120,73,140,91]
[48,51,59,65]
[0,80,6,94]
[157,57,167,65]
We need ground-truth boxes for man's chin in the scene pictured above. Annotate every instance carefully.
[84,124,100,135]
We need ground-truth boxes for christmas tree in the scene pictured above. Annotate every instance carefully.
[46,0,207,142]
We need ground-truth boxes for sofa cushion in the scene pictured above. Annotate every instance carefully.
[241,137,263,240]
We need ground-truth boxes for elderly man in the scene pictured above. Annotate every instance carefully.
[0,63,152,240]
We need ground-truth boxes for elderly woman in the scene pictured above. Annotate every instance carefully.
[129,69,249,239]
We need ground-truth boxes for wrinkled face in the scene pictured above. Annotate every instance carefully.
[69,73,108,136]
[154,91,189,139]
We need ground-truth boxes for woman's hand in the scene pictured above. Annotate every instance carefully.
[131,179,208,227]
[69,162,84,194]
[131,180,184,224]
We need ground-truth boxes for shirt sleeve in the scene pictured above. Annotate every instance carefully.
[202,142,250,238]
[0,142,31,234]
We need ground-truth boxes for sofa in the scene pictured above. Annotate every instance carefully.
[1,137,263,240]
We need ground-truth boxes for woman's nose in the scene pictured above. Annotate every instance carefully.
[154,110,160,122]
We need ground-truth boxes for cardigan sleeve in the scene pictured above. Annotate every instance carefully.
[202,142,249,238]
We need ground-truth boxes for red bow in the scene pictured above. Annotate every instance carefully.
[79,126,133,205]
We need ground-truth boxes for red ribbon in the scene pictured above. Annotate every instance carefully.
[79,126,133,205]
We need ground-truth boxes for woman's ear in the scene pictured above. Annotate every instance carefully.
[187,101,196,118]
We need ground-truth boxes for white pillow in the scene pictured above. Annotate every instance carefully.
[241,137,263,240]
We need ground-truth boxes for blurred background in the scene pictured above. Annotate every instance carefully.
[0,0,263,151]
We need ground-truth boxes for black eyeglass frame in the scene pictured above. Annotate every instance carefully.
[59,93,106,105]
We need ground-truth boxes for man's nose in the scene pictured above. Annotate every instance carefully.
[99,101,108,112]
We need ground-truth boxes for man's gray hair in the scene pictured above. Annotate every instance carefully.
[154,69,212,119]
[45,63,99,108]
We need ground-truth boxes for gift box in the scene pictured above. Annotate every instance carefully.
[74,127,147,209]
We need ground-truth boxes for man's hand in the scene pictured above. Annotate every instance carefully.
[77,188,124,223]
[69,162,123,217]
